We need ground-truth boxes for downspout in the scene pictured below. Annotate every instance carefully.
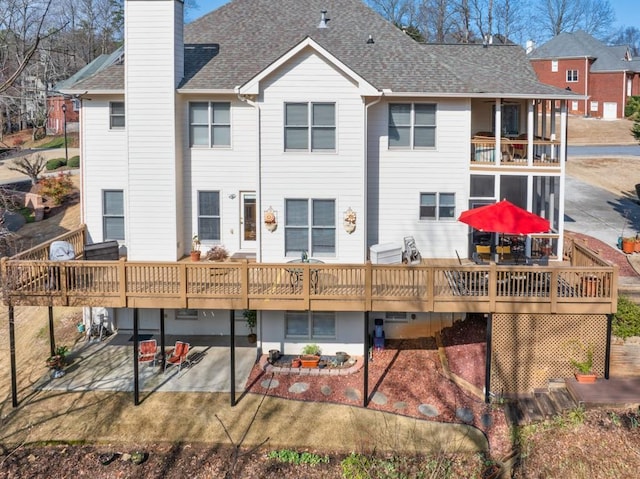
[584,56,589,116]
[363,94,383,260]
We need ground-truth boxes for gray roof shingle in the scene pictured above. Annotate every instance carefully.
[66,0,576,98]
[529,30,640,73]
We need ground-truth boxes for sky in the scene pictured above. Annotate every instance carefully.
[188,0,640,33]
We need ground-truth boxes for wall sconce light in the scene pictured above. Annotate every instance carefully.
[264,206,277,232]
[228,193,237,199]
[343,207,356,234]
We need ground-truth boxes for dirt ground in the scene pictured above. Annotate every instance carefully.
[1,121,640,477]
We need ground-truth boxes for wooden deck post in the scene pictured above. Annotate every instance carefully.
[118,258,127,307]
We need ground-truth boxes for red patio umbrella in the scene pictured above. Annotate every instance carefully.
[458,200,550,235]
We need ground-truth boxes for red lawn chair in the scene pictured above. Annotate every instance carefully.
[164,341,190,373]
[138,339,157,367]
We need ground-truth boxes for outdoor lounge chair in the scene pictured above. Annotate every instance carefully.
[138,339,158,367]
[164,341,190,373]
[402,236,422,265]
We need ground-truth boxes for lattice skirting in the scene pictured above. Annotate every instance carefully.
[490,313,608,395]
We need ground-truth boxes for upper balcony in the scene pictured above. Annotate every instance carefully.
[471,133,561,168]
[1,226,618,315]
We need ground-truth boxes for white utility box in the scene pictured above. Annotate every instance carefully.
[369,243,402,264]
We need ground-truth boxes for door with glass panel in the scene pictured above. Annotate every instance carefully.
[240,192,256,250]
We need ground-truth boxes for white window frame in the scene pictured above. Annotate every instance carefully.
[590,101,599,112]
[189,102,231,147]
[109,102,125,129]
[571,101,579,111]
[566,70,578,82]
[176,309,199,320]
[197,191,221,241]
[285,198,336,257]
[551,60,558,72]
[388,103,437,149]
[284,102,336,152]
[102,190,124,240]
[420,192,456,220]
[285,311,336,339]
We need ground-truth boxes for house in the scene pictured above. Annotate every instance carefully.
[3,0,618,406]
[528,30,640,119]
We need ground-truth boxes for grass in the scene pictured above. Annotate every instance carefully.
[38,137,68,149]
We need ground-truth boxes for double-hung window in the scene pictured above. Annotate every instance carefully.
[109,102,125,129]
[566,70,578,82]
[284,102,335,151]
[103,190,124,240]
[189,102,231,147]
[285,311,336,338]
[420,192,455,220]
[285,199,335,256]
[198,191,221,241]
[389,103,436,148]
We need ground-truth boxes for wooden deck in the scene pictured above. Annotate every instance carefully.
[1,225,618,314]
[566,377,640,408]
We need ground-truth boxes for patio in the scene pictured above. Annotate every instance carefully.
[34,334,257,394]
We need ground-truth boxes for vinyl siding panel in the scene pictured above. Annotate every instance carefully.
[367,99,471,258]
[258,49,366,263]
[82,97,128,244]
[125,0,181,260]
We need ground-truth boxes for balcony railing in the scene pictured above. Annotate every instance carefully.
[1,225,616,314]
[471,136,560,167]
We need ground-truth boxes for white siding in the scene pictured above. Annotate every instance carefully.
[259,49,366,263]
[181,97,258,255]
[81,97,128,244]
[125,0,182,260]
[367,99,471,258]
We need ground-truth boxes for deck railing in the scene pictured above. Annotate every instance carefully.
[471,137,560,167]
[1,256,617,314]
[11,225,86,261]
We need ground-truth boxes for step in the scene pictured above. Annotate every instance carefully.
[533,390,557,418]
[549,388,577,413]
[518,395,545,423]
[504,401,527,426]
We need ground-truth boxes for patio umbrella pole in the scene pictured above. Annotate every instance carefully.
[9,306,18,408]
[363,312,369,408]
[229,309,236,407]
[48,306,56,357]
[133,308,139,406]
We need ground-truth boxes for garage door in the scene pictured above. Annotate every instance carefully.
[603,102,617,119]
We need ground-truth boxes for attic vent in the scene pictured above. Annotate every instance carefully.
[318,9,328,28]
[366,34,374,44]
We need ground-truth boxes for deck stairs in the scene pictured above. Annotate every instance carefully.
[504,380,578,426]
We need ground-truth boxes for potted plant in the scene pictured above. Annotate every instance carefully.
[205,245,229,262]
[300,343,321,368]
[567,340,597,383]
[46,345,69,370]
[243,309,257,344]
[622,236,635,254]
[190,234,201,261]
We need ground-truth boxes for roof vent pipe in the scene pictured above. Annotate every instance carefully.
[318,10,328,28]
[366,34,374,44]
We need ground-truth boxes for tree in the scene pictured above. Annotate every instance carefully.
[632,117,640,145]
[609,26,640,57]
[531,0,614,41]
[8,153,46,185]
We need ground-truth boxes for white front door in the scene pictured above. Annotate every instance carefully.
[603,102,617,120]
[240,192,256,250]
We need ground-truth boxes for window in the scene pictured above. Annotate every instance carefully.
[551,60,558,72]
[571,101,579,111]
[590,101,599,112]
[284,102,335,151]
[189,102,231,147]
[198,191,221,241]
[492,104,519,136]
[103,190,124,240]
[420,192,455,220]
[285,199,335,256]
[176,309,199,320]
[285,311,336,338]
[389,103,436,148]
[384,312,408,322]
[470,175,495,198]
[566,70,578,82]
[109,102,125,129]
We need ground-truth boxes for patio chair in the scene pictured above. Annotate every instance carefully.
[402,236,422,265]
[164,341,190,373]
[138,339,158,367]
[472,252,488,265]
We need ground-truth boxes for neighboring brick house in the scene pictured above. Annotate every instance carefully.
[529,30,640,119]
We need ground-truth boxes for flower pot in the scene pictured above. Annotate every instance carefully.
[635,240,640,253]
[300,354,320,368]
[575,372,597,383]
[291,357,301,368]
[247,333,257,344]
[77,323,85,333]
[622,238,635,254]
[190,251,201,261]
